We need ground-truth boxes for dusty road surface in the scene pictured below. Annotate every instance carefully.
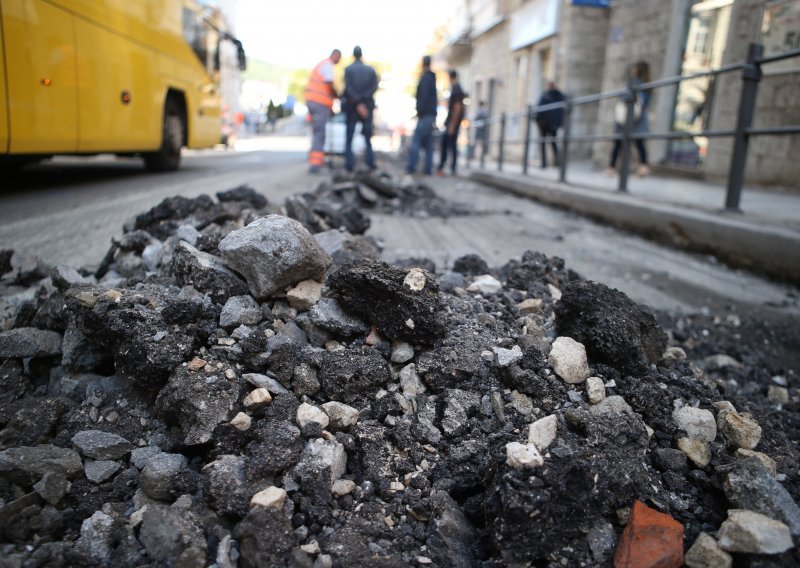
[1,136,797,320]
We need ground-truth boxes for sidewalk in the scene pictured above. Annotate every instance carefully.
[464,159,800,283]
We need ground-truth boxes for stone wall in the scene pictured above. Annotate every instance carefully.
[468,20,513,160]
[704,0,800,188]
[557,2,611,159]
[591,0,680,169]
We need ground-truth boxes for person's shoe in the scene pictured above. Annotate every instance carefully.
[636,164,651,177]
[603,167,616,177]
[436,170,445,177]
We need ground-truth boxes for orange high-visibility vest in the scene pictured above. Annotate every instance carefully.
[304,59,336,109]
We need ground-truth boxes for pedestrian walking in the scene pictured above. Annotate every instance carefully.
[342,45,378,172]
[606,60,652,177]
[304,49,341,173]
[436,70,465,177]
[534,81,565,168]
[406,55,438,176]
[471,100,489,162]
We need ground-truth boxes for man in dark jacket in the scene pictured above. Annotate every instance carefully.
[406,55,437,176]
[437,69,465,176]
[535,81,566,168]
[343,45,378,172]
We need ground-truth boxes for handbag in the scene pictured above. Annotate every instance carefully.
[614,96,642,126]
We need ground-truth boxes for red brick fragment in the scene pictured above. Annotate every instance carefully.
[614,500,684,568]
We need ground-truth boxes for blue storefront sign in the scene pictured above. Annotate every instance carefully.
[573,0,610,7]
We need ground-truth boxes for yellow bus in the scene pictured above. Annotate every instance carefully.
[0,0,245,172]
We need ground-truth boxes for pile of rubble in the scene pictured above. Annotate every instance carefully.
[0,173,798,567]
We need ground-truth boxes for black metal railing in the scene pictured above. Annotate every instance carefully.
[469,43,800,212]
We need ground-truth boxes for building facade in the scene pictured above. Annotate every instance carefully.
[442,0,799,188]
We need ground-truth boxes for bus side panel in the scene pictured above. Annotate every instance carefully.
[0,6,9,154]
[182,70,221,149]
[75,18,160,152]
[4,0,78,153]
[58,0,221,151]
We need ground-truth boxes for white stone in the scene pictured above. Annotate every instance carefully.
[493,346,523,367]
[719,411,762,450]
[230,412,252,431]
[321,401,360,430]
[685,532,732,568]
[297,403,329,430]
[586,376,606,405]
[467,274,503,294]
[767,385,789,405]
[510,390,533,416]
[303,438,347,486]
[528,415,558,451]
[286,279,323,311]
[403,268,427,291]
[391,341,415,364]
[331,479,356,497]
[243,388,272,410]
[300,542,321,555]
[678,437,711,468]
[548,284,562,302]
[672,406,717,442]
[506,442,544,468]
[517,298,543,314]
[717,509,793,554]
[548,337,590,383]
[590,395,633,417]
[250,486,287,509]
[662,346,687,361]
[400,363,426,398]
[705,354,742,370]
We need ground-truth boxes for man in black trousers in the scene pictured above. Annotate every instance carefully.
[535,81,566,168]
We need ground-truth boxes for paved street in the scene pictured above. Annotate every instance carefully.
[1,135,797,320]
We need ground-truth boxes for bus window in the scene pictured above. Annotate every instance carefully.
[182,7,217,73]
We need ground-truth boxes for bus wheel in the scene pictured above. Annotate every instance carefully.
[144,98,184,172]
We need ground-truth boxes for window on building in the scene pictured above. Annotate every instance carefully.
[691,15,712,55]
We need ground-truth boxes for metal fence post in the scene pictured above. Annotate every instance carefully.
[725,43,763,212]
[559,99,571,183]
[618,74,636,193]
[480,119,489,169]
[522,106,533,175]
[498,113,506,172]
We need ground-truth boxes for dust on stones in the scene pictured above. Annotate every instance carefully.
[0,168,798,567]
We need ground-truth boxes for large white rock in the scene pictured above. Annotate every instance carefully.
[528,415,558,451]
[685,532,732,568]
[250,486,287,509]
[586,376,606,405]
[286,279,323,311]
[678,437,711,468]
[719,411,762,450]
[672,406,717,442]
[321,401,360,430]
[297,402,329,430]
[717,509,793,554]
[301,438,347,487]
[548,337,590,384]
[506,442,544,468]
[467,274,503,294]
[218,215,330,299]
[400,363,426,398]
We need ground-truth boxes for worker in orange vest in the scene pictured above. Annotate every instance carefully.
[304,49,342,173]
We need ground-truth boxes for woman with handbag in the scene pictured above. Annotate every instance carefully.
[605,61,652,177]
